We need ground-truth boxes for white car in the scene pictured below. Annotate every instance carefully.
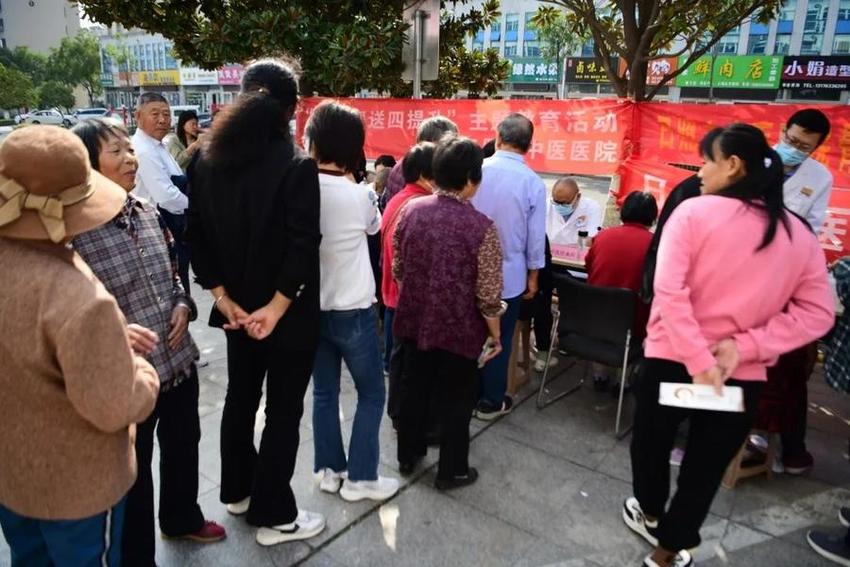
[74,107,112,121]
[23,109,75,127]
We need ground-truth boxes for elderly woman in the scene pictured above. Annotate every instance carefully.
[71,118,225,566]
[304,100,399,502]
[393,136,503,489]
[0,126,159,565]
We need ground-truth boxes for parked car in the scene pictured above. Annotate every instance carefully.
[13,113,31,125]
[23,109,76,127]
[169,105,200,126]
[197,112,212,129]
[74,107,112,121]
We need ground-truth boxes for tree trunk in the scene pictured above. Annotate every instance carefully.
[629,61,648,101]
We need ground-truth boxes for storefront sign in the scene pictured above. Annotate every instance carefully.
[781,55,850,89]
[565,57,615,84]
[179,67,218,86]
[138,70,180,86]
[217,65,244,86]
[677,55,782,89]
[100,72,114,87]
[508,57,559,83]
[617,56,679,86]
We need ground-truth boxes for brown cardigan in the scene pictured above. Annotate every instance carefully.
[0,238,159,520]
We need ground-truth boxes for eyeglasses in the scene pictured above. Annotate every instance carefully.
[782,131,815,154]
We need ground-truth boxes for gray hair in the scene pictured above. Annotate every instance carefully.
[497,113,534,153]
[416,116,458,143]
[136,92,168,110]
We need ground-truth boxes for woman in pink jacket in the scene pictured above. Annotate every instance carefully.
[622,123,835,567]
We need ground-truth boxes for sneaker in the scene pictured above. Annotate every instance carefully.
[840,507,850,528]
[669,448,685,467]
[807,529,850,566]
[225,496,250,516]
[434,467,479,491]
[339,476,400,502]
[162,520,226,543]
[313,468,345,494]
[255,510,326,546]
[784,451,814,475]
[643,549,693,567]
[533,351,559,373]
[622,497,659,547]
[473,397,514,421]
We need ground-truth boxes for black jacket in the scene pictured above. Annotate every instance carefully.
[187,138,321,350]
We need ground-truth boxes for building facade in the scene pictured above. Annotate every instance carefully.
[0,0,80,53]
[458,0,850,101]
[95,25,242,112]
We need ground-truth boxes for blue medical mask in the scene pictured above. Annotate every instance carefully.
[554,202,574,218]
[774,140,810,167]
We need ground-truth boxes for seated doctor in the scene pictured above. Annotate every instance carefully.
[546,177,604,246]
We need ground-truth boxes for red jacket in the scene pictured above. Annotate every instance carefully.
[585,223,653,338]
[381,182,431,309]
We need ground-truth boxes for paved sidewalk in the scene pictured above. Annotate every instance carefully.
[2,287,848,566]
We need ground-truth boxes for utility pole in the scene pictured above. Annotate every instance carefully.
[413,9,426,99]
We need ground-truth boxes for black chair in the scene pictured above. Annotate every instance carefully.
[536,273,643,438]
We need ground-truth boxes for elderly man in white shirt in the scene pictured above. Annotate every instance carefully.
[545,177,603,246]
[132,92,191,292]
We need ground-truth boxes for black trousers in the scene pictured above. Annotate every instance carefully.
[123,368,204,567]
[630,358,763,552]
[220,331,314,527]
[397,341,477,480]
[158,208,191,296]
[386,335,405,422]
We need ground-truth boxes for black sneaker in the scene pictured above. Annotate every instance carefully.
[434,467,479,491]
[841,507,850,528]
[473,396,514,421]
[622,497,659,547]
[808,529,850,566]
[398,454,424,476]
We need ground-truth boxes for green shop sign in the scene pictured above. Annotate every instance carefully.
[677,55,782,89]
[508,57,560,83]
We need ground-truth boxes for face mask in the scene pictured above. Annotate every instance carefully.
[774,140,809,167]
[554,202,574,218]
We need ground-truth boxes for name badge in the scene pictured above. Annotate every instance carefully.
[576,215,588,228]
[800,187,814,197]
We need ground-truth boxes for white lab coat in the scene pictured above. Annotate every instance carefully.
[783,157,833,233]
[546,196,603,246]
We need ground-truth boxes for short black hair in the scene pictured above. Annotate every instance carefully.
[497,113,534,153]
[375,154,397,169]
[433,137,483,192]
[136,92,168,109]
[402,142,436,183]
[620,191,658,226]
[305,100,365,173]
[787,108,831,146]
[416,116,458,143]
[71,117,129,171]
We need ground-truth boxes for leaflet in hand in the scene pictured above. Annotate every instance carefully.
[658,382,744,413]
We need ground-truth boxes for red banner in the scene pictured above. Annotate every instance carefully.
[634,102,850,188]
[616,158,694,208]
[296,98,631,176]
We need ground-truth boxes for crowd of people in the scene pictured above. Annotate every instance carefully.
[0,55,848,567]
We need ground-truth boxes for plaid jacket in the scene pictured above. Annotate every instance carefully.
[826,257,850,393]
[73,196,198,390]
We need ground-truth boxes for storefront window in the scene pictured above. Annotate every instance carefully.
[835,34,850,54]
[801,1,828,54]
[717,26,740,54]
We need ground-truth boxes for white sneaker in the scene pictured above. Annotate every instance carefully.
[622,497,659,547]
[255,510,326,546]
[339,476,400,502]
[313,468,345,493]
[533,351,559,373]
[225,496,250,516]
[643,549,693,567]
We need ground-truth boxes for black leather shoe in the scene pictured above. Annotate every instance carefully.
[399,455,423,476]
[434,467,479,491]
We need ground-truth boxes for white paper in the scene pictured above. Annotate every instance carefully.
[658,382,744,413]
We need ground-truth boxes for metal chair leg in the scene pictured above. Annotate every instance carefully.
[536,310,584,409]
[614,330,633,439]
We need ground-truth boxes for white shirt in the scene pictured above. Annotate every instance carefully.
[546,195,603,245]
[131,129,189,214]
[783,157,833,233]
[318,173,382,311]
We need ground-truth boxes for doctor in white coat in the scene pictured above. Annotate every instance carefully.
[546,177,604,246]
[776,108,833,233]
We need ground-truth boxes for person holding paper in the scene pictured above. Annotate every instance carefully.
[622,124,835,567]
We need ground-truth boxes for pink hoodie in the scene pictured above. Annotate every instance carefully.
[646,195,834,381]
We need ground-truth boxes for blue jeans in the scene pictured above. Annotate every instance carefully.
[313,308,386,481]
[478,295,523,409]
[0,498,126,567]
[383,308,395,373]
